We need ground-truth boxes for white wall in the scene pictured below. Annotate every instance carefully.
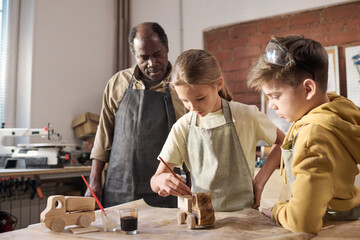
[128,0,181,67]
[16,0,117,144]
[130,0,353,64]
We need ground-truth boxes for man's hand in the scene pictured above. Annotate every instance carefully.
[84,178,103,200]
[84,159,105,208]
[252,178,264,209]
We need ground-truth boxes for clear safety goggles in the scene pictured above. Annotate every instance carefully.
[264,40,289,66]
[264,40,315,79]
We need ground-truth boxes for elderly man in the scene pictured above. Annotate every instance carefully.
[85,22,186,208]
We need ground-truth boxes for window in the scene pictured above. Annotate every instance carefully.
[0,0,9,124]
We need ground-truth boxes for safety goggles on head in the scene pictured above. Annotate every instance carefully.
[264,39,315,79]
[264,40,289,66]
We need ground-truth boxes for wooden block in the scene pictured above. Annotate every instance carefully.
[69,226,100,234]
[177,195,192,213]
[192,193,215,226]
[65,196,95,212]
[40,195,66,225]
[177,211,186,224]
[77,214,92,227]
[186,214,196,229]
[51,218,66,232]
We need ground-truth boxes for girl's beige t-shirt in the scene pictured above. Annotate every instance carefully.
[159,101,277,176]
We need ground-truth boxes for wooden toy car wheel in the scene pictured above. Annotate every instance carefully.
[78,215,91,228]
[177,211,186,224]
[186,214,196,229]
[51,217,65,232]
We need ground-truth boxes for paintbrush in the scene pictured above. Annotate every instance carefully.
[81,175,107,216]
[158,156,180,179]
[158,156,192,195]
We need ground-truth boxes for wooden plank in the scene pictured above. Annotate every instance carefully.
[69,226,99,234]
[65,196,95,212]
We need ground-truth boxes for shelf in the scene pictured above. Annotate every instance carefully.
[0,166,92,179]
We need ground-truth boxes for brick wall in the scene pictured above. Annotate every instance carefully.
[204,2,360,109]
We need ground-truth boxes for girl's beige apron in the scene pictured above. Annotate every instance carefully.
[186,99,253,211]
[281,127,360,221]
[102,76,178,208]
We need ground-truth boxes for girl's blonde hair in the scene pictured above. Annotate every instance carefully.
[172,49,233,101]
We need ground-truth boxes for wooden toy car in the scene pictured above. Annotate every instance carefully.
[40,195,95,232]
[177,193,215,229]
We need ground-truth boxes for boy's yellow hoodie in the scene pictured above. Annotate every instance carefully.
[272,93,360,233]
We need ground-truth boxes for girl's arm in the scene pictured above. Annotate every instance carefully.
[253,128,285,208]
[151,162,192,197]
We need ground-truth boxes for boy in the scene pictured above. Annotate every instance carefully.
[247,35,360,233]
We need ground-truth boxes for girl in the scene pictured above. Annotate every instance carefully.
[150,49,284,211]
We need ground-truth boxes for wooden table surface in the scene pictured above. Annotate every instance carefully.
[0,198,359,240]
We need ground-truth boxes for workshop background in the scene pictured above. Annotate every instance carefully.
[2,0,354,145]
[1,0,359,231]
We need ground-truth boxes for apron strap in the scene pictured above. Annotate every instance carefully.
[182,162,192,189]
[163,84,176,130]
[128,75,135,89]
[292,125,306,146]
[222,99,233,123]
[189,111,197,126]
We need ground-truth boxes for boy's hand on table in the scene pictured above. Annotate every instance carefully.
[261,207,273,218]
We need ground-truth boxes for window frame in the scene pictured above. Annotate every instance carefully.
[0,0,19,127]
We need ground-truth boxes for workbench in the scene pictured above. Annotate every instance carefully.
[0,198,359,240]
